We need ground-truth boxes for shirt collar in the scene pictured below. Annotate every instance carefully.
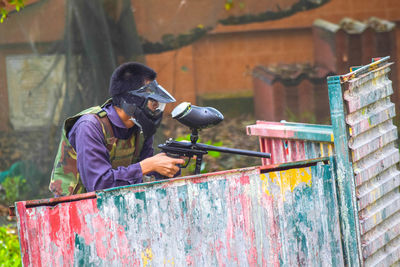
[103,103,128,129]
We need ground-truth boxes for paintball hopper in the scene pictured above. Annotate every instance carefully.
[171,102,224,129]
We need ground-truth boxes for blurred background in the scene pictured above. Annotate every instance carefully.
[0,0,399,221]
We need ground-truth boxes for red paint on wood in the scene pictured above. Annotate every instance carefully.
[240,175,250,185]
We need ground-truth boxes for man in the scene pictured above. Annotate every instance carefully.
[49,62,184,196]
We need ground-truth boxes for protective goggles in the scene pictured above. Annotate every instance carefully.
[127,80,176,104]
[120,80,174,118]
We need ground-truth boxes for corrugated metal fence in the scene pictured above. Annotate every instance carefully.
[328,56,400,266]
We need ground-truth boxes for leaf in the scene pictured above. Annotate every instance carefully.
[0,8,7,23]
[175,134,201,143]
[175,134,191,142]
[213,141,223,147]
[208,150,220,158]
[0,0,25,23]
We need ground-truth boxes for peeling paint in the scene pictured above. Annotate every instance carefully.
[261,167,312,200]
[328,56,400,266]
[16,162,343,266]
[141,248,153,266]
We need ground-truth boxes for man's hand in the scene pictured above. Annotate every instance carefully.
[140,153,185,178]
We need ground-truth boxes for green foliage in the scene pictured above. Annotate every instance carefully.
[0,176,27,206]
[0,161,50,205]
[204,140,222,158]
[175,134,194,142]
[0,0,25,23]
[175,134,222,176]
[0,8,6,23]
[285,108,317,124]
[0,225,21,267]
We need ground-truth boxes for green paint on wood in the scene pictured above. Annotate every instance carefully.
[113,195,128,231]
[75,234,97,267]
[322,161,344,267]
[199,182,209,190]
[133,191,146,225]
[156,188,167,198]
[293,181,314,262]
[328,75,361,266]
[184,242,192,254]
[178,185,188,215]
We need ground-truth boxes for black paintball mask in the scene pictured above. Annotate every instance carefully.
[119,80,176,139]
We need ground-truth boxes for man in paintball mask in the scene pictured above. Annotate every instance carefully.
[49,62,185,196]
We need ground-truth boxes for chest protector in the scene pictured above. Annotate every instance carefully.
[49,100,144,196]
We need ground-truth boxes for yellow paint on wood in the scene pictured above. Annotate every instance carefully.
[164,258,175,266]
[320,143,325,157]
[260,167,312,201]
[141,248,153,267]
[328,144,333,156]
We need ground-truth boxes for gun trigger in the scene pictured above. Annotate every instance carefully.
[182,157,192,168]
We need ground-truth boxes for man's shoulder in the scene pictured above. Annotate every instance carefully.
[76,113,101,125]
[70,113,103,136]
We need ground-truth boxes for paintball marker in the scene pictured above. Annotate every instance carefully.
[158,102,271,175]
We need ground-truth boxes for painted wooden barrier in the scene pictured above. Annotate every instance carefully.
[328,56,400,266]
[246,121,334,165]
[14,158,343,266]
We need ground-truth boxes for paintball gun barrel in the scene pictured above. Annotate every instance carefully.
[158,102,271,175]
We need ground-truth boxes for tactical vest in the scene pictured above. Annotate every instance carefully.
[49,100,144,196]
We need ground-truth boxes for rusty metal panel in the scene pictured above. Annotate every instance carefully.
[16,160,343,266]
[247,121,334,165]
[328,56,400,266]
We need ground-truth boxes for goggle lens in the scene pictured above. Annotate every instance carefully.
[146,99,165,117]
